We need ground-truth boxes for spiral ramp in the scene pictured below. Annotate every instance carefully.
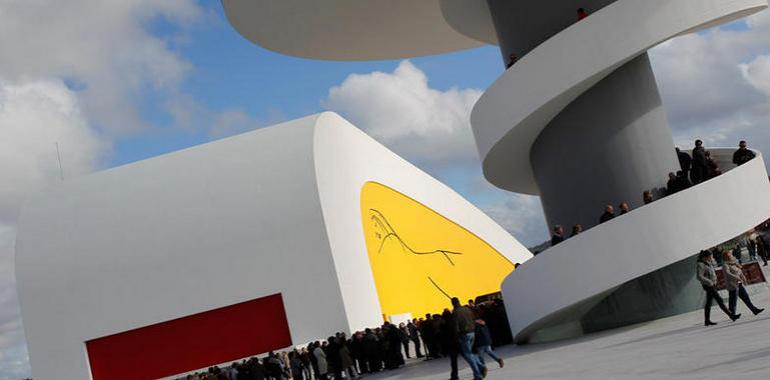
[467,0,770,343]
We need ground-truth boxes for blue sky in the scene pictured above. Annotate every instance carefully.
[112,3,503,168]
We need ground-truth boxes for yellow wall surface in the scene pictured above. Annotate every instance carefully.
[360,182,515,320]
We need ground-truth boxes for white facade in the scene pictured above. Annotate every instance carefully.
[15,112,531,380]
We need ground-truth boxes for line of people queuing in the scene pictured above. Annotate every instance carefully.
[549,140,757,248]
[183,299,512,380]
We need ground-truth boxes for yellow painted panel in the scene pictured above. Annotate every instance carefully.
[360,182,515,319]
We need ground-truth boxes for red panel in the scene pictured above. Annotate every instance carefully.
[86,293,292,380]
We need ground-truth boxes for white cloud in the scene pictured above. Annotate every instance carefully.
[650,10,770,154]
[324,60,483,172]
[0,79,106,378]
[0,0,202,135]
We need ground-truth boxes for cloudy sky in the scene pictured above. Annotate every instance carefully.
[2,1,770,378]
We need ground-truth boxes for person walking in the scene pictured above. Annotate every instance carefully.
[723,250,765,316]
[474,319,504,369]
[697,250,740,326]
[452,297,486,380]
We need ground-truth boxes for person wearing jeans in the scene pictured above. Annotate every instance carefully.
[452,297,486,379]
[723,251,765,316]
[475,319,504,368]
[696,250,741,326]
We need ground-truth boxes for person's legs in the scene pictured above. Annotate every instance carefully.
[481,346,502,362]
[706,286,737,318]
[729,289,738,315]
[449,351,459,380]
[704,286,715,324]
[738,284,763,314]
[458,333,484,379]
[402,341,410,359]
[413,339,423,358]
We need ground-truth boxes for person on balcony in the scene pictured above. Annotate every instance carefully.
[697,250,741,326]
[666,172,680,195]
[506,53,518,69]
[642,190,654,204]
[551,225,565,246]
[571,224,583,237]
[723,250,764,316]
[733,140,756,166]
[676,147,692,179]
[599,205,615,224]
[619,202,631,215]
[691,140,707,184]
[577,8,589,21]
[705,151,721,178]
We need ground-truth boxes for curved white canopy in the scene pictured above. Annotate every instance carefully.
[221,0,497,60]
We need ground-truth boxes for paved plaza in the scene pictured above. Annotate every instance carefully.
[369,285,770,380]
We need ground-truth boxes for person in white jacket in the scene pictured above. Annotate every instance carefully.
[696,250,740,326]
[722,250,764,316]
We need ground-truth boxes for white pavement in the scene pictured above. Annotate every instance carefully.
[368,284,770,380]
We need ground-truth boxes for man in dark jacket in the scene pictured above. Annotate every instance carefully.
[440,309,460,380]
[407,320,423,358]
[691,139,707,184]
[550,225,565,246]
[733,140,756,166]
[676,147,692,178]
[452,298,485,380]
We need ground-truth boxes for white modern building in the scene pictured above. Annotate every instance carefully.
[16,0,770,378]
[221,0,770,341]
[16,113,531,380]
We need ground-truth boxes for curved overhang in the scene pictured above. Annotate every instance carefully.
[502,150,770,343]
[221,0,497,60]
[470,0,768,194]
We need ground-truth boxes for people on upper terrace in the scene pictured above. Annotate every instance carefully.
[551,225,565,246]
[733,140,756,166]
[571,224,583,237]
[577,8,589,21]
[642,190,654,205]
[506,53,518,69]
[676,147,692,179]
[705,151,721,178]
[691,139,707,184]
[619,202,631,215]
[599,205,615,224]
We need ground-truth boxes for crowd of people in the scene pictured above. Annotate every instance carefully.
[181,299,511,380]
[549,140,757,248]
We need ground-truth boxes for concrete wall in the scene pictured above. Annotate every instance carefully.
[530,53,679,230]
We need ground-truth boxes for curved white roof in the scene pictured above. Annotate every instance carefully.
[221,0,497,60]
